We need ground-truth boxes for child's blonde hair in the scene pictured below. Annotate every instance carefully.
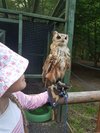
[10,94,29,133]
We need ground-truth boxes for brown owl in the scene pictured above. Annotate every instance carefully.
[42,31,70,87]
[42,31,71,121]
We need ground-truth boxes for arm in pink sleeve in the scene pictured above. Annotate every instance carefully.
[13,91,49,109]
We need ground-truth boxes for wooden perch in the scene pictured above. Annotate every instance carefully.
[56,90,100,133]
[58,91,100,104]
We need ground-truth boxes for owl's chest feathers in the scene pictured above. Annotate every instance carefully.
[51,45,70,58]
[50,46,70,70]
[57,47,69,57]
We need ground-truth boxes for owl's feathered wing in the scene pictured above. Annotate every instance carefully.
[42,47,70,87]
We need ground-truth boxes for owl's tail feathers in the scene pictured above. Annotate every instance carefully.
[42,77,52,88]
[44,79,52,88]
[46,72,56,82]
[42,72,56,87]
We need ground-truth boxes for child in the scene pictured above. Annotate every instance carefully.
[0,42,49,133]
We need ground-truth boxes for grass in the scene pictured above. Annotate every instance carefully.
[67,86,99,133]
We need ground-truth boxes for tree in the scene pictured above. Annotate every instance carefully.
[73,0,100,67]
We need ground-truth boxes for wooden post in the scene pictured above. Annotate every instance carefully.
[18,14,23,55]
[63,92,100,133]
[64,0,76,84]
[96,103,100,132]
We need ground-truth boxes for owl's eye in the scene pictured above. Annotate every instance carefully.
[65,36,67,39]
[56,35,61,39]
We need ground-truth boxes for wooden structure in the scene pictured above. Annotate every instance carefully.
[60,91,100,133]
[96,104,100,132]
[60,91,100,104]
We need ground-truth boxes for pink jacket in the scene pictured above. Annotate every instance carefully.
[14,91,49,109]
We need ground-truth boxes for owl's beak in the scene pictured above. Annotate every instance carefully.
[62,39,64,42]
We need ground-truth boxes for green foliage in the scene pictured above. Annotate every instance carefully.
[73,0,100,67]
[3,0,58,15]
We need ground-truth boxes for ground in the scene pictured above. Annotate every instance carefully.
[23,62,100,133]
[29,121,69,133]
[71,62,100,91]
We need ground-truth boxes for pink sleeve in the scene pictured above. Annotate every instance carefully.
[13,91,49,109]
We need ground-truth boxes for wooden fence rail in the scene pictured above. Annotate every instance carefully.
[59,91,100,104]
[59,91,100,133]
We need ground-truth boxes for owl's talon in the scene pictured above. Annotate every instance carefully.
[56,81,71,90]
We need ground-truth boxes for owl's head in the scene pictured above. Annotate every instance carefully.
[52,31,68,46]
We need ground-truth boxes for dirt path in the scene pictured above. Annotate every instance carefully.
[29,121,71,133]
[71,63,100,91]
